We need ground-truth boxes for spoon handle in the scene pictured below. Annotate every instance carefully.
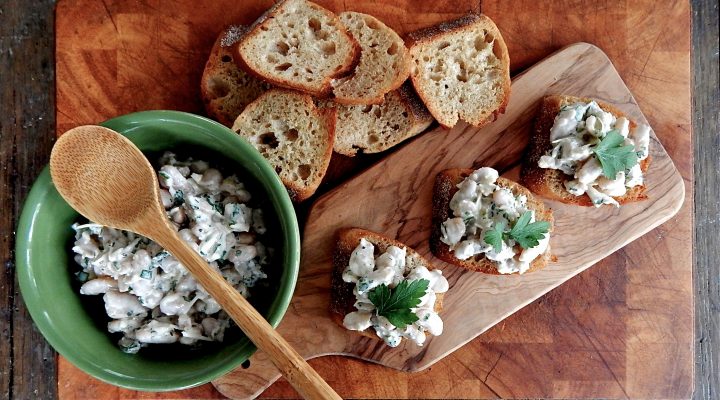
[156,232,341,400]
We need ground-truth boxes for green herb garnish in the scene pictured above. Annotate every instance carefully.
[368,279,429,329]
[483,222,506,253]
[483,211,550,251]
[593,130,638,179]
[509,211,551,249]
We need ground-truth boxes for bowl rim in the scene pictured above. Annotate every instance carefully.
[15,110,301,391]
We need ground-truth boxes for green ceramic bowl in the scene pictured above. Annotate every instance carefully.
[15,111,300,391]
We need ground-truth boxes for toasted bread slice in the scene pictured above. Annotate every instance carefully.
[235,0,360,97]
[430,169,554,274]
[520,95,651,206]
[331,12,411,105]
[200,25,271,127]
[406,14,511,128]
[324,82,434,156]
[231,89,335,202]
[330,228,445,339]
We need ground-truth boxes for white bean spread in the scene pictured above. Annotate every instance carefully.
[537,100,650,207]
[72,152,271,353]
[341,238,449,347]
[440,167,550,274]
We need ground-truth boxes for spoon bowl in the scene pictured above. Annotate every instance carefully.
[50,126,166,236]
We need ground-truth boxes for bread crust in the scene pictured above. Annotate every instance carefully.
[330,228,445,339]
[200,25,270,127]
[232,88,335,202]
[332,12,411,106]
[286,104,336,202]
[406,13,511,129]
[430,169,554,275]
[330,81,434,157]
[235,0,361,97]
[520,95,651,206]
[397,81,435,134]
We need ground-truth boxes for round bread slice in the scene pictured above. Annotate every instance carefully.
[200,25,271,127]
[430,169,554,275]
[330,227,445,340]
[520,95,651,206]
[235,0,360,97]
[331,12,411,105]
[323,82,434,156]
[407,14,511,128]
[231,89,335,202]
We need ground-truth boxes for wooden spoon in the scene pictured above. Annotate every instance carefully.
[50,125,340,400]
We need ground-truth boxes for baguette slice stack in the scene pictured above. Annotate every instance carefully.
[407,14,511,128]
[430,169,554,274]
[520,95,651,206]
[329,228,445,339]
[202,5,518,200]
[231,89,335,202]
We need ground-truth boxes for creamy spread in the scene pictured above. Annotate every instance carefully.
[440,167,550,274]
[71,152,270,353]
[341,239,449,347]
[537,101,650,207]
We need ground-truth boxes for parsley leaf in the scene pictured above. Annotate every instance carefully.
[368,279,429,329]
[509,211,550,249]
[483,221,506,253]
[593,130,638,179]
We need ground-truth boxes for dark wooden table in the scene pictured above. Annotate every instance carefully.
[0,0,717,399]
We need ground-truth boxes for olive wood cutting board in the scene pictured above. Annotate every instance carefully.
[211,42,685,399]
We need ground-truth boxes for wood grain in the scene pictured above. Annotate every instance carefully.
[0,1,57,399]
[50,0,695,399]
[213,42,686,399]
[692,1,720,399]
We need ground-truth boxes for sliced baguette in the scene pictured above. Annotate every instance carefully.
[235,0,360,97]
[331,12,411,105]
[330,227,445,339]
[430,169,554,274]
[520,95,651,206]
[407,14,511,128]
[231,89,335,202]
[324,82,434,156]
[200,25,271,127]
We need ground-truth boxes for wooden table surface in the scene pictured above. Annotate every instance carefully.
[0,0,717,399]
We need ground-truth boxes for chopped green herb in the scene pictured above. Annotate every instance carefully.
[357,278,373,293]
[173,189,184,205]
[75,271,89,282]
[462,214,475,227]
[368,279,429,329]
[593,130,638,179]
